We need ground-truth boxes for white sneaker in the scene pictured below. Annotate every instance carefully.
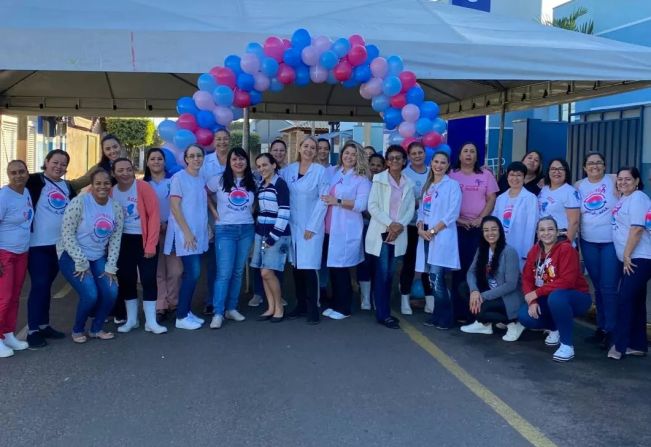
[225,310,245,322]
[210,315,224,329]
[175,317,201,330]
[400,294,413,315]
[545,330,560,346]
[553,344,575,362]
[248,295,263,307]
[188,311,205,325]
[460,321,493,335]
[424,295,434,314]
[502,322,525,342]
[322,308,334,317]
[0,340,14,358]
[495,323,507,330]
[327,310,350,320]
[3,333,28,351]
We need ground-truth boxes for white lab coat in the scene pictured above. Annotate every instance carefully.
[325,168,371,267]
[281,162,329,269]
[493,188,539,266]
[415,175,462,272]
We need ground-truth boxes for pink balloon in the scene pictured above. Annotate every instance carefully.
[212,67,236,89]
[195,128,214,146]
[401,104,420,123]
[359,83,372,100]
[301,46,320,66]
[233,89,251,108]
[313,35,332,53]
[401,137,420,150]
[282,38,292,50]
[193,90,215,111]
[253,72,270,92]
[423,131,443,148]
[398,121,416,138]
[213,106,234,126]
[399,71,417,92]
[263,36,285,62]
[175,150,186,167]
[347,45,368,67]
[240,53,261,74]
[349,34,366,47]
[277,64,296,84]
[333,60,353,81]
[177,113,198,132]
[370,57,388,78]
[309,65,328,83]
[365,77,383,96]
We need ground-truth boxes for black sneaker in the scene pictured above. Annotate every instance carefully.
[202,305,214,316]
[39,326,65,339]
[27,332,47,348]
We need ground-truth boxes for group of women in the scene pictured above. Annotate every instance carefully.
[0,132,648,363]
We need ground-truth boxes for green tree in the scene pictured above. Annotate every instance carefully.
[105,118,157,161]
[543,7,594,34]
[230,130,261,156]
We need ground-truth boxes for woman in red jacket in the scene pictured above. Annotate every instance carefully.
[518,216,591,362]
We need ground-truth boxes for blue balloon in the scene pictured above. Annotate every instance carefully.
[291,28,312,50]
[432,117,447,134]
[245,42,264,59]
[283,47,303,68]
[269,78,284,92]
[295,65,310,86]
[382,76,402,97]
[435,143,451,156]
[213,85,234,106]
[332,38,350,58]
[173,129,197,149]
[197,110,217,129]
[236,72,255,91]
[320,50,338,70]
[415,118,433,136]
[353,64,372,83]
[371,95,390,112]
[176,97,198,115]
[424,147,435,165]
[388,131,404,145]
[384,107,402,129]
[232,107,244,120]
[365,44,380,63]
[342,79,359,88]
[261,57,279,77]
[420,101,440,120]
[326,71,338,85]
[198,73,217,92]
[387,55,404,75]
[249,89,262,105]
[406,86,425,105]
[157,120,177,142]
[161,148,181,175]
[224,54,242,75]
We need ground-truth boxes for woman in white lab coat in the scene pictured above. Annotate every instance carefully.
[280,136,329,324]
[320,141,372,320]
[416,151,462,330]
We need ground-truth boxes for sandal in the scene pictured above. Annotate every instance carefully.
[71,333,87,344]
[89,331,115,340]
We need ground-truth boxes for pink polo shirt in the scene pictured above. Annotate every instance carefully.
[449,168,499,220]
[388,173,406,221]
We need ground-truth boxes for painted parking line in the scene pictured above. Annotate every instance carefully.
[400,319,558,447]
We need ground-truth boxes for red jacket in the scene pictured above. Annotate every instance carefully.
[111,180,160,254]
[522,240,589,297]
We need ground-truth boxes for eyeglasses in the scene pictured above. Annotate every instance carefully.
[9,169,27,175]
[548,167,566,172]
[387,156,404,162]
[585,161,604,167]
[186,154,204,159]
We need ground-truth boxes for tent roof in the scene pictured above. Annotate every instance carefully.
[2,0,651,119]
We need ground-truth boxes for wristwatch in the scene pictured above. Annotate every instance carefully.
[429,228,438,235]
[337,198,342,206]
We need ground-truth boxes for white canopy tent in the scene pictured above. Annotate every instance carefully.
[2,0,651,120]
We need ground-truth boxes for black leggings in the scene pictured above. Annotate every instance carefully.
[475,298,511,325]
[399,226,433,296]
[293,268,319,321]
[114,234,158,319]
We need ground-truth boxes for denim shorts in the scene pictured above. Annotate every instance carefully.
[250,234,290,271]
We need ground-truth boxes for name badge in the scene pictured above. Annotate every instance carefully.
[535,278,544,287]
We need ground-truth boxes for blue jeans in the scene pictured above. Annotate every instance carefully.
[614,258,651,353]
[178,255,201,319]
[427,266,453,329]
[212,224,254,315]
[59,251,118,334]
[579,239,621,333]
[518,289,592,346]
[372,243,400,322]
[27,245,60,331]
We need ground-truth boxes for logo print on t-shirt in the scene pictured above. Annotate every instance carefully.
[645,209,651,231]
[422,194,432,216]
[502,205,513,231]
[24,207,33,222]
[584,191,606,212]
[125,203,139,220]
[94,217,114,239]
[47,190,68,210]
[228,188,249,207]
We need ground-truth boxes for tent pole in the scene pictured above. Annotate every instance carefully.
[496,103,506,177]
[242,108,250,152]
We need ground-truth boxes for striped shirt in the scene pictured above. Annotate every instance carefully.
[256,174,291,245]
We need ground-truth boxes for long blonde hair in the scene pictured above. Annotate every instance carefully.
[296,136,319,163]
[337,140,370,178]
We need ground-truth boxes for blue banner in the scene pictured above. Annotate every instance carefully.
[451,0,491,12]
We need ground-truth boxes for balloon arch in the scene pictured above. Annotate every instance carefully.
[157,28,450,171]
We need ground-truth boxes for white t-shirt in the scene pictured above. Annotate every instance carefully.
[112,182,141,235]
[0,186,33,254]
[76,193,117,261]
[577,175,618,243]
[200,152,226,181]
[611,190,651,261]
[403,164,428,225]
[205,174,255,225]
[30,178,70,247]
[538,183,581,230]
[148,178,171,223]
[164,170,209,256]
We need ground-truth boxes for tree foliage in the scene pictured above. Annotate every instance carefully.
[230,130,261,155]
[544,7,594,34]
[105,118,156,158]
